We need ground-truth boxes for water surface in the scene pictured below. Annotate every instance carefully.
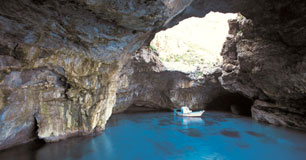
[1,112,306,160]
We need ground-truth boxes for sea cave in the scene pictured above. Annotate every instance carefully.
[0,0,306,159]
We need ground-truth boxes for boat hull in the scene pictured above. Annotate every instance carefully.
[176,111,205,117]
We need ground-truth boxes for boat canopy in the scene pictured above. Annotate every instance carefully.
[181,106,192,113]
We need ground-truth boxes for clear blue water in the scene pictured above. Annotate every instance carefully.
[1,111,306,160]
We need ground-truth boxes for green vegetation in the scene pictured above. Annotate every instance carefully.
[237,12,244,20]
[237,30,243,35]
[160,52,208,66]
[149,45,157,51]
[158,45,220,67]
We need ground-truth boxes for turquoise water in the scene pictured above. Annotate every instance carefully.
[1,112,306,160]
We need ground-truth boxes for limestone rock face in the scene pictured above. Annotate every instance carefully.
[75,0,193,31]
[220,15,306,129]
[113,47,227,113]
[252,100,306,129]
[0,0,192,150]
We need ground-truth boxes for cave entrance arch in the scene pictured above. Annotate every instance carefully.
[122,12,254,116]
[150,12,237,77]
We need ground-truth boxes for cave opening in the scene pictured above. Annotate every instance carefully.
[150,11,237,77]
[120,11,254,116]
[205,93,254,116]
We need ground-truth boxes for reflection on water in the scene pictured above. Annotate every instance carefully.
[181,117,204,126]
[1,111,306,160]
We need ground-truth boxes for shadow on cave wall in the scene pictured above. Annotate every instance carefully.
[124,105,172,114]
[205,93,254,116]
[122,93,254,116]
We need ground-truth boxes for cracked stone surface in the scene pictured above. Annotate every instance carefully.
[0,0,192,150]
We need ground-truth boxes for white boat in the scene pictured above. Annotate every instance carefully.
[176,110,205,117]
[175,106,205,117]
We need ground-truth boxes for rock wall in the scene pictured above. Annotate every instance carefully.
[113,47,228,113]
[220,15,306,129]
[0,0,192,150]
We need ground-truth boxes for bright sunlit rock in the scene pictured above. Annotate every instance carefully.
[151,12,238,74]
